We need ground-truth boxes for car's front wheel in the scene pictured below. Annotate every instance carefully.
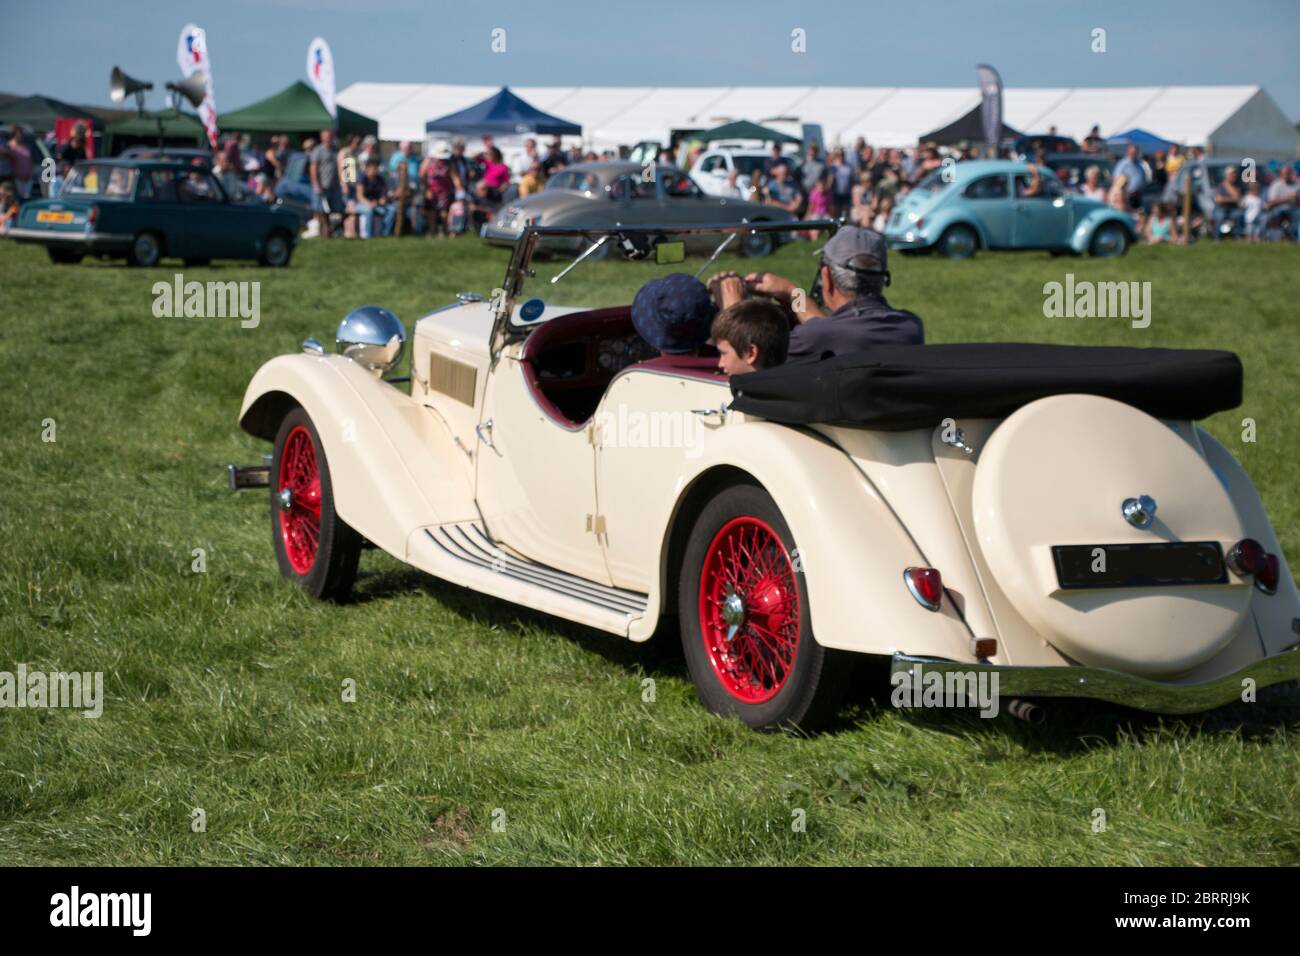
[938,224,978,259]
[678,482,852,731]
[1089,223,1129,257]
[270,408,361,601]
[47,248,85,265]
[739,227,775,257]
[126,231,163,267]
[259,230,293,267]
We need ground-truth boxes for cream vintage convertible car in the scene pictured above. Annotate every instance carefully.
[230,221,1300,730]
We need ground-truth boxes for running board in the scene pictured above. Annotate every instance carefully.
[415,521,649,635]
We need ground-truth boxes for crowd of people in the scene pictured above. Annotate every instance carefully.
[3,116,1299,247]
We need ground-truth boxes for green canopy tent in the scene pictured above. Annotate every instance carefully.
[218,81,378,141]
[0,95,102,133]
[694,120,801,145]
[103,109,206,154]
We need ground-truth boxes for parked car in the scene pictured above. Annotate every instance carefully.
[481,161,797,257]
[690,146,802,197]
[885,159,1137,258]
[7,158,300,266]
[228,220,1300,731]
[1011,133,1080,159]
[1041,153,1113,193]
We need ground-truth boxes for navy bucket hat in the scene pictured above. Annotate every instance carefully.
[631,273,715,354]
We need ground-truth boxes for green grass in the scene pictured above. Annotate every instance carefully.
[1,235,1298,865]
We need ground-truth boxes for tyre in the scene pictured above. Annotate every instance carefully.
[938,224,978,259]
[47,248,84,264]
[259,230,293,267]
[126,231,163,267]
[1089,223,1129,257]
[678,482,852,731]
[740,228,775,257]
[270,407,361,601]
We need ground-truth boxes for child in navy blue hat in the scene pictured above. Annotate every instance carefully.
[631,273,716,355]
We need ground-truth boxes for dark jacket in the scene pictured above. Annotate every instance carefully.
[787,294,924,361]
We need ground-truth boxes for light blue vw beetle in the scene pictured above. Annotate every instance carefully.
[884,159,1137,259]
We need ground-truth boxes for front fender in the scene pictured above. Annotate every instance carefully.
[1071,208,1136,253]
[238,353,476,559]
[641,421,975,659]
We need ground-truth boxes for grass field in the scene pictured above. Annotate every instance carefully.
[1,234,1298,866]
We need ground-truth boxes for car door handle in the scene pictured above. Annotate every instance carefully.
[475,419,495,448]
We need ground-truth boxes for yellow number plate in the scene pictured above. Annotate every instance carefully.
[36,210,75,224]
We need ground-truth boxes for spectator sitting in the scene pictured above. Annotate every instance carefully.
[354,157,390,239]
[711,298,790,376]
[870,195,894,233]
[764,163,802,216]
[1263,165,1298,239]
[255,173,277,204]
[1082,165,1107,202]
[1145,202,1176,244]
[850,171,874,226]
[0,181,18,234]
[718,168,745,199]
[630,273,716,360]
[1213,165,1243,237]
[518,160,545,198]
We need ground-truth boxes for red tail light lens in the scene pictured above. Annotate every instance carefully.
[1226,538,1264,577]
[1256,553,1279,595]
[904,567,943,611]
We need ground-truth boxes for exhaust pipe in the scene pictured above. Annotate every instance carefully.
[1006,698,1045,723]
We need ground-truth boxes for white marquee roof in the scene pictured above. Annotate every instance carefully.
[338,83,1297,158]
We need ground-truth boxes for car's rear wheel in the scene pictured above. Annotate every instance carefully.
[47,248,85,264]
[270,408,361,601]
[126,231,163,267]
[740,228,775,257]
[259,230,293,267]
[1089,223,1129,257]
[938,224,978,259]
[678,482,852,731]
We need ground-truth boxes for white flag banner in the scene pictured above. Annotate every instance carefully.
[306,37,337,123]
[177,23,219,148]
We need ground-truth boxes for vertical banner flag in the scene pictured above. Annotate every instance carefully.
[976,63,1003,154]
[178,24,219,148]
[307,38,337,125]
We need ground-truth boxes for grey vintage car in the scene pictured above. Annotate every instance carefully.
[480,161,797,257]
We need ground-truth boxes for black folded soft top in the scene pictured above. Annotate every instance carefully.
[728,343,1243,430]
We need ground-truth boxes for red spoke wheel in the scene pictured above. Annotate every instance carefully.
[679,482,852,731]
[270,408,361,601]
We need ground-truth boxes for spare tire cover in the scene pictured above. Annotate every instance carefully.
[972,394,1250,677]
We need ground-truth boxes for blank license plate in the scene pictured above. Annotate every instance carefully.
[1052,541,1227,589]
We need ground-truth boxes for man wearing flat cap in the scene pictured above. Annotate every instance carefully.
[712,226,923,362]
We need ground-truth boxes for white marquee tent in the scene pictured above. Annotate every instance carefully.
[337,82,1297,160]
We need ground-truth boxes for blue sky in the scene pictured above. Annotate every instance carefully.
[4,0,1298,119]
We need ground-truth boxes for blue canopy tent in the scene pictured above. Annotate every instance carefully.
[424,87,581,138]
[1106,128,1179,154]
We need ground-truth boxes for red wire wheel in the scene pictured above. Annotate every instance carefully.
[276,424,322,575]
[698,516,801,704]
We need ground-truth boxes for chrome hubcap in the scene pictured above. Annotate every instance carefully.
[722,591,746,642]
[277,487,293,513]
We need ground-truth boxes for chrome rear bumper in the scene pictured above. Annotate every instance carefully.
[890,647,1300,715]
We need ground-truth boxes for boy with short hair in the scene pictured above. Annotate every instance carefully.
[710,298,790,375]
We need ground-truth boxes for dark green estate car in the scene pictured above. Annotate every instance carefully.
[7,159,300,267]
